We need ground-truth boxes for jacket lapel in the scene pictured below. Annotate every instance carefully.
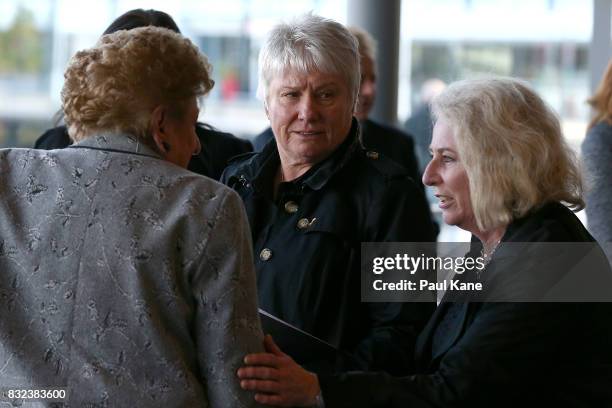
[430,302,470,362]
[415,297,471,370]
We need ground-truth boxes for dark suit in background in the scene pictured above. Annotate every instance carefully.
[404,103,435,175]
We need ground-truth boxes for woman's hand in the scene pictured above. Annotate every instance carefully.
[238,335,321,406]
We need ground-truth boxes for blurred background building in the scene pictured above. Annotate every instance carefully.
[2,0,608,242]
[0,0,598,148]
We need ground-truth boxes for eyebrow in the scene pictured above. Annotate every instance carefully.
[428,147,456,154]
[314,82,339,92]
[278,82,339,90]
[315,82,339,90]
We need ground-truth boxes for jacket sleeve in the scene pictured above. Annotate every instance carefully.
[365,176,436,243]
[582,126,612,253]
[320,302,593,408]
[190,189,265,407]
[346,177,436,375]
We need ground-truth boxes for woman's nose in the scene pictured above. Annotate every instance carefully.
[360,78,375,98]
[422,159,438,186]
[297,94,318,121]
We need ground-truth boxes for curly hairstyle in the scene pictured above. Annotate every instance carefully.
[61,26,214,141]
[431,77,584,231]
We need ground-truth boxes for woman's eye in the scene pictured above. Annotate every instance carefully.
[442,155,455,163]
[319,91,334,99]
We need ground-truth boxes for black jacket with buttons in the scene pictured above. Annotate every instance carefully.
[221,120,436,374]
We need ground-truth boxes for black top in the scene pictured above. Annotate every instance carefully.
[252,118,422,188]
[33,124,252,180]
[222,119,437,375]
[319,202,612,407]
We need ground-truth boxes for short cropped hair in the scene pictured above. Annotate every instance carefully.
[348,26,377,62]
[258,13,360,107]
[62,26,214,141]
[431,77,584,230]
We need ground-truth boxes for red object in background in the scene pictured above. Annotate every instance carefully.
[222,72,239,100]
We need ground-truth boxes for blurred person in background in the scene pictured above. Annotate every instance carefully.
[348,25,422,187]
[582,61,612,263]
[237,77,612,407]
[405,78,447,174]
[33,8,251,180]
[0,26,263,407]
[222,14,436,375]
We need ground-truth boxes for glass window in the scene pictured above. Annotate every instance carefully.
[400,0,592,151]
[398,0,593,239]
[0,0,346,147]
[0,0,596,151]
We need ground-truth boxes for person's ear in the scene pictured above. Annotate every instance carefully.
[150,105,171,154]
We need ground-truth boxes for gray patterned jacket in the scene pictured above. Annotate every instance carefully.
[0,134,264,407]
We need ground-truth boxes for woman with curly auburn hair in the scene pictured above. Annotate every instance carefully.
[0,26,263,407]
[62,26,214,165]
[238,77,612,407]
[582,61,612,261]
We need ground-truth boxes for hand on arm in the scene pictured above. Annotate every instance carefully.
[238,335,321,407]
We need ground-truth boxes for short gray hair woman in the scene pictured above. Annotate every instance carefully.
[225,12,436,393]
